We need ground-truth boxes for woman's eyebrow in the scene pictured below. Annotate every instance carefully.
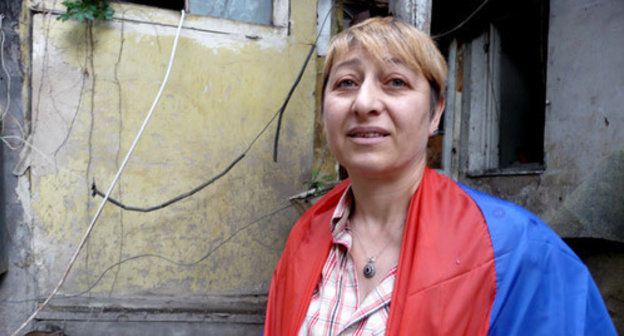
[384,56,403,65]
[332,58,362,71]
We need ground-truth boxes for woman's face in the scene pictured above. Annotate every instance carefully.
[323,47,443,179]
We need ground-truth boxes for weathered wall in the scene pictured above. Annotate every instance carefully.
[541,0,624,231]
[2,0,318,334]
[0,0,39,333]
[459,0,624,237]
[458,0,624,331]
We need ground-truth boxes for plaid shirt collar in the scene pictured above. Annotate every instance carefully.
[330,186,354,247]
[298,185,396,335]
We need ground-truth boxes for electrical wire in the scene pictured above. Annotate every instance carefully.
[10,4,334,330]
[272,44,316,162]
[0,13,26,138]
[1,14,12,124]
[272,5,333,162]
[91,95,277,211]
[1,135,56,167]
[0,202,293,304]
[62,203,293,298]
[10,10,187,336]
[92,153,245,212]
[431,0,490,40]
[92,5,335,212]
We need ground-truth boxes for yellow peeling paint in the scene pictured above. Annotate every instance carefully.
[28,1,317,299]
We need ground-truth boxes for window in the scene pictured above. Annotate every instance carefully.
[432,0,549,176]
[317,0,390,56]
[189,0,272,25]
[121,0,183,11]
[123,0,283,26]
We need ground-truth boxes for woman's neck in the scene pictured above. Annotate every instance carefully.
[348,164,426,233]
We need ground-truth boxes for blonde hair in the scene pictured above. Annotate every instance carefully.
[322,17,448,109]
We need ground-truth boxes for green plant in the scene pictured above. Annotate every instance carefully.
[303,170,335,197]
[57,0,114,23]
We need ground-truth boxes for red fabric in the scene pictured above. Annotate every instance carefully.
[264,168,497,335]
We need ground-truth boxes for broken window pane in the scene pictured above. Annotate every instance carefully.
[189,0,272,25]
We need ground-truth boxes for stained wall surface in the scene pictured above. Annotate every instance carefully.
[458,0,624,331]
[460,0,624,238]
[2,0,318,333]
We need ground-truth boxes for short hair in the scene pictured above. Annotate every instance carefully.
[322,17,448,110]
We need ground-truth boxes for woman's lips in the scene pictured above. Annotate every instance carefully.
[346,127,389,143]
[348,132,386,138]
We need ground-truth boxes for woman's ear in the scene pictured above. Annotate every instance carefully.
[429,96,445,136]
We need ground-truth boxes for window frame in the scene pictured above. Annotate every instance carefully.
[440,3,549,178]
[183,0,288,27]
[40,0,290,39]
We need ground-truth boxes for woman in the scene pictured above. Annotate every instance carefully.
[264,17,615,335]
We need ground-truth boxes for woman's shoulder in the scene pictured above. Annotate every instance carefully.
[458,185,616,334]
[461,184,580,259]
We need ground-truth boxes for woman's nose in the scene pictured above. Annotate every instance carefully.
[352,80,383,117]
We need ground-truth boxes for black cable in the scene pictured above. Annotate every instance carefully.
[93,6,334,211]
[431,0,490,40]
[92,153,244,212]
[273,6,333,162]
[272,43,316,162]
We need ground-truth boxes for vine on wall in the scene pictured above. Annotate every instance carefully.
[57,0,113,23]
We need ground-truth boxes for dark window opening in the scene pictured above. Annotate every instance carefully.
[341,0,389,28]
[121,0,183,11]
[432,0,549,172]
[494,1,548,168]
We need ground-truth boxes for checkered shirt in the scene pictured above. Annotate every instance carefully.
[298,187,397,336]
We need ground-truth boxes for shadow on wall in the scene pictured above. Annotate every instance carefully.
[565,238,624,334]
[551,144,624,241]
[556,144,624,334]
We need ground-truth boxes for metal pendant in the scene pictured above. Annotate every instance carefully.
[363,262,376,278]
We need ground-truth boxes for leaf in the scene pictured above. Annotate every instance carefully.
[58,0,115,23]
[312,170,320,180]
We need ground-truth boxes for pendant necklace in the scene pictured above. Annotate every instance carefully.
[351,225,398,279]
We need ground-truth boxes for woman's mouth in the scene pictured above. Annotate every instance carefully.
[346,127,390,138]
[346,127,390,144]
[348,132,386,138]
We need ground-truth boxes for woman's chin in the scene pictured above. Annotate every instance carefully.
[342,161,401,179]
[341,156,426,180]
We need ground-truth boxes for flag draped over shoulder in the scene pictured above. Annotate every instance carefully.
[264,168,616,336]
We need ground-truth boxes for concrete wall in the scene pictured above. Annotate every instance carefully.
[457,0,624,331]
[0,0,40,334]
[1,0,318,334]
[3,0,621,333]
[459,0,624,236]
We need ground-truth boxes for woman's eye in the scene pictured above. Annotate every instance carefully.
[337,79,356,88]
[389,78,406,87]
